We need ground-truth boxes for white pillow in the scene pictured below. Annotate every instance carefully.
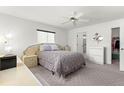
[40,45,52,51]
[51,45,59,51]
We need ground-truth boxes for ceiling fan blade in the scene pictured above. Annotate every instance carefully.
[73,11,77,17]
[62,16,70,19]
[79,19,89,22]
[75,12,83,19]
[62,20,71,24]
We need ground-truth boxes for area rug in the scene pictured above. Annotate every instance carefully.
[30,61,124,86]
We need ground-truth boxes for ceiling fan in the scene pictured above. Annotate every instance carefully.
[62,12,89,26]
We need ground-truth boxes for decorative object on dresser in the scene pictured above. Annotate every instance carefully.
[92,33,103,43]
[0,54,17,70]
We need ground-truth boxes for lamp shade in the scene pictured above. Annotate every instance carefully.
[0,36,7,44]
[5,46,12,52]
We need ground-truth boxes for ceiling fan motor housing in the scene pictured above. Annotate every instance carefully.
[70,17,78,21]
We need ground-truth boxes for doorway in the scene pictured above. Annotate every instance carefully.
[111,27,120,66]
[77,32,87,54]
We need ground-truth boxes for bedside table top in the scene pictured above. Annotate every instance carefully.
[0,54,16,58]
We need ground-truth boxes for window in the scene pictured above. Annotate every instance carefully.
[37,30,55,43]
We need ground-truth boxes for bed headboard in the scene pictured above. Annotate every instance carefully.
[23,43,65,55]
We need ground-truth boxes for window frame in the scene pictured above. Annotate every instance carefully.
[37,29,56,43]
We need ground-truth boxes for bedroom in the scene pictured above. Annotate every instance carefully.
[1,6,124,86]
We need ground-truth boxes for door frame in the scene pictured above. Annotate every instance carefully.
[111,27,120,65]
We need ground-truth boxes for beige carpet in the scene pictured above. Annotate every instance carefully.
[30,61,124,86]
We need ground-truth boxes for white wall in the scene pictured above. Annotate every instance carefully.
[68,18,124,64]
[0,13,67,56]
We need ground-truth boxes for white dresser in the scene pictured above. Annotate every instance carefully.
[88,47,105,64]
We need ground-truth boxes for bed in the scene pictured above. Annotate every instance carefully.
[38,45,85,77]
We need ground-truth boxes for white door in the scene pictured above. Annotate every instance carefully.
[77,32,87,54]
[77,33,83,53]
[120,27,124,71]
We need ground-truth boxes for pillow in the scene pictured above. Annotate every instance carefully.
[40,45,52,51]
[64,45,71,51]
[57,45,64,50]
[51,44,59,51]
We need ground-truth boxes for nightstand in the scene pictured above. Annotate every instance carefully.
[22,55,38,68]
[0,55,17,70]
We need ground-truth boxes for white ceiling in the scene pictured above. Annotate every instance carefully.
[0,6,124,30]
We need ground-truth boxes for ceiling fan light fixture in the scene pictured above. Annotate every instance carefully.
[70,17,77,21]
[71,19,75,22]
[62,11,88,26]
